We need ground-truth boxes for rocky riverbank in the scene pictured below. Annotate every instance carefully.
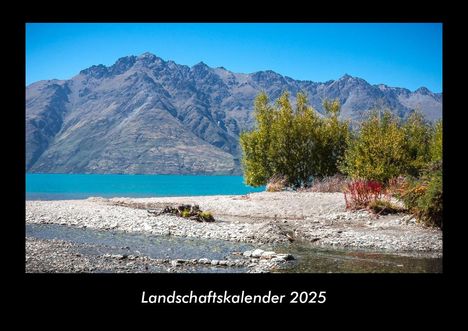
[26,237,294,273]
[26,192,442,256]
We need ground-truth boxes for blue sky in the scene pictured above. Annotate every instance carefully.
[26,23,442,92]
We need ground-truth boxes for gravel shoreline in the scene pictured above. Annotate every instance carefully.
[26,192,442,256]
[26,237,294,273]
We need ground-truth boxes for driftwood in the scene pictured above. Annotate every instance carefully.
[147,204,215,222]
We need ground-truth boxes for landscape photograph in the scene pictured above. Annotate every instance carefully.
[25,23,442,273]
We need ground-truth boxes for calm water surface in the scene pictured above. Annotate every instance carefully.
[26,174,264,200]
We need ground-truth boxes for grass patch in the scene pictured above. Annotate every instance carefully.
[266,175,288,192]
[368,199,406,215]
[305,174,350,193]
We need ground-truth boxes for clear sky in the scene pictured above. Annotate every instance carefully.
[26,23,442,92]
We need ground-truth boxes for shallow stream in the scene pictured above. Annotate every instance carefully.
[26,224,442,273]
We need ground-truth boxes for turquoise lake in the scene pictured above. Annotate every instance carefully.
[26,174,265,200]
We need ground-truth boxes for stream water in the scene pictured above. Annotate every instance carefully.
[26,224,442,273]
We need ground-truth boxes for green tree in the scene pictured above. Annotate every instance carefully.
[402,111,432,177]
[239,92,274,186]
[340,110,407,183]
[240,92,349,188]
[317,99,350,177]
[292,92,321,185]
[268,91,296,184]
[405,119,442,227]
[430,120,442,162]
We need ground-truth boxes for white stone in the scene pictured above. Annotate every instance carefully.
[251,249,264,258]
[271,257,285,263]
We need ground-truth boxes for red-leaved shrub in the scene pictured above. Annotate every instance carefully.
[344,180,383,210]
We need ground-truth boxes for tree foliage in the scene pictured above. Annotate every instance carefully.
[339,109,443,227]
[399,161,443,228]
[240,91,349,188]
[400,119,443,227]
[402,111,432,177]
[430,120,442,163]
[239,92,274,186]
[340,110,442,184]
[340,110,407,183]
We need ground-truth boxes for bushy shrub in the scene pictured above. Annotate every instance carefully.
[344,179,405,215]
[340,111,407,183]
[343,180,384,210]
[240,92,349,188]
[398,119,442,228]
[400,161,442,227]
[239,93,275,187]
[430,120,442,162]
[402,111,433,177]
[315,100,350,177]
[341,111,442,184]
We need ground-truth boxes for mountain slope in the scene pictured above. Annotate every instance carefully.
[26,52,442,174]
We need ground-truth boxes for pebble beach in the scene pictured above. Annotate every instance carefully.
[26,192,443,273]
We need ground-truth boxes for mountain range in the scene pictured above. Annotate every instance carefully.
[26,52,442,175]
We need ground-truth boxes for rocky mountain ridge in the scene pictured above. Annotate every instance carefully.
[26,52,442,174]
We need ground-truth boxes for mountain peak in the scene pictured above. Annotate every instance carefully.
[191,62,211,75]
[138,51,157,58]
[136,52,164,65]
[115,55,137,63]
[79,64,108,78]
[415,86,432,95]
[251,70,283,82]
[340,73,353,80]
[337,74,372,87]
[193,61,209,68]
[110,55,137,75]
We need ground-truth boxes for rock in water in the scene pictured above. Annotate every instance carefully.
[251,249,265,258]
[243,250,252,257]
[198,258,211,264]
